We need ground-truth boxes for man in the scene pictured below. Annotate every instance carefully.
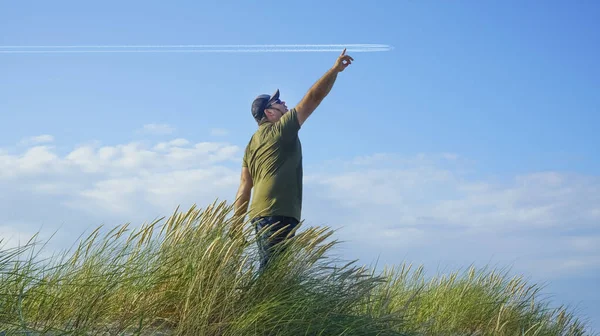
[233,49,354,272]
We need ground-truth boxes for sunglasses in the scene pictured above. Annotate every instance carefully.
[266,98,282,108]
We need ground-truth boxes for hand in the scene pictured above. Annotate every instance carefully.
[333,48,354,72]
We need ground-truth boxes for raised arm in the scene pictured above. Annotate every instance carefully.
[295,48,354,126]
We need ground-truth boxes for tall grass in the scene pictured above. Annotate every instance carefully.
[0,200,595,335]
[365,263,594,335]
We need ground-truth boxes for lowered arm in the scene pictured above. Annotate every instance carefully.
[233,167,253,221]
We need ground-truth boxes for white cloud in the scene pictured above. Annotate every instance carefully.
[140,123,175,135]
[210,128,230,136]
[0,225,37,250]
[302,153,600,280]
[153,138,190,151]
[19,134,54,146]
[309,155,599,232]
[65,166,239,219]
[0,145,64,178]
[1,138,599,285]
[0,136,243,248]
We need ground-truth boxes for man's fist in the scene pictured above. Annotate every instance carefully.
[333,48,354,72]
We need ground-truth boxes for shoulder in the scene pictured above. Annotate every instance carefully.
[243,132,259,156]
[284,108,300,126]
[244,132,255,147]
[274,108,301,135]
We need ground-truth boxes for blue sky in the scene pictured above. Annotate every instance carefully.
[1,0,599,331]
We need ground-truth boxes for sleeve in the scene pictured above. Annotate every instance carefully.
[273,108,301,141]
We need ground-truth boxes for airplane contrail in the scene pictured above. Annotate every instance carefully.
[0,43,393,54]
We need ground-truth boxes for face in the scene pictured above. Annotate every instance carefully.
[265,98,288,121]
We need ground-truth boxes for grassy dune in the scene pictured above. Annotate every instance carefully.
[0,200,595,335]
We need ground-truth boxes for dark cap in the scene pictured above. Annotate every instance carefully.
[251,89,280,122]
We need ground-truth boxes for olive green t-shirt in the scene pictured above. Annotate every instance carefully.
[242,108,302,221]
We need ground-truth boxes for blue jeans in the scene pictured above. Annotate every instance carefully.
[252,216,300,272]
